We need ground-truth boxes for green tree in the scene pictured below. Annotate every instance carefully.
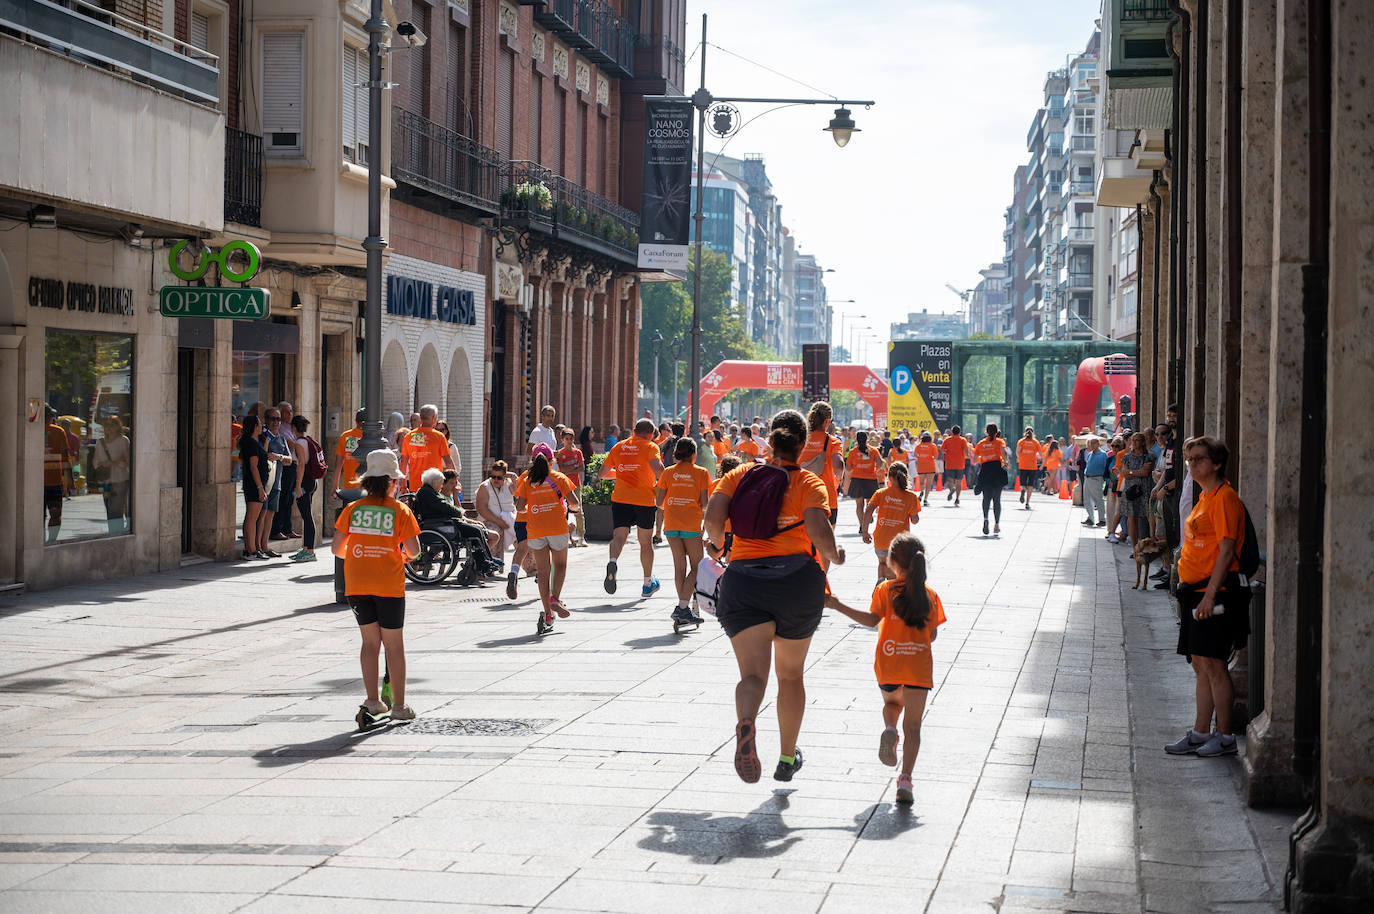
[960,332,1010,406]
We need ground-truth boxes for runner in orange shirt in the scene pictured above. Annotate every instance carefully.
[656,437,712,630]
[862,463,922,582]
[973,423,1010,537]
[1016,427,1043,509]
[514,444,580,634]
[1043,440,1063,495]
[913,432,940,506]
[843,430,885,527]
[398,404,454,493]
[330,408,367,498]
[736,426,761,462]
[602,419,665,597]
[825,532,945,805]
[940,425,969,506]
[799,402,844,527]
[332,449,422,724]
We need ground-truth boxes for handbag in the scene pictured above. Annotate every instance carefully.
[88,440,111,486]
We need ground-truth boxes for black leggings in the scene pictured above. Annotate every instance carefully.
[982,485,1002,523]
[295,477,317,549]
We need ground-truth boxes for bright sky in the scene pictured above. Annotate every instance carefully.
[684,0,1102,368]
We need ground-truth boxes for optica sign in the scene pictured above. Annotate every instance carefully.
[159,286,270,320]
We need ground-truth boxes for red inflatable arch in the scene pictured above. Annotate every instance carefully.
[1068,353,1137,435]
[697,360,888,428]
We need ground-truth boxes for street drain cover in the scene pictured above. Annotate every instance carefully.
[398,718,555,736]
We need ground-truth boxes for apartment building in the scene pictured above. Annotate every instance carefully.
[689,158,751,328]
[792,253,829,353]
[970,262,1009,337]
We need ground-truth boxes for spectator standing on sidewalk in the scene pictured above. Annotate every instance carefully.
[238,414,268,559]
[1117,432,1153,546]
[331,408,366,501]
[271,403,299,541]
[578,426,595,463]
[1165,436,1250,758]
[259,408,290,558]
[529,405,558,454]
[435,421,462,485]
[555,429,587,546]
[1080,436,1109,527]
[333,449,421,722]
[288,415,322,562]
[604,424,621,452]
[92,415,132,535]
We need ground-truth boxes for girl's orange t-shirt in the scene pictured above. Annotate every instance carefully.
[870,579,946,688]
[889,446,908,465]
[712,438,728,457]
[846,446,882,480]
[657,462,711,533]
[914,441,939,475]
[333,495,422,598]
[866,484,922,550]
[737,439,760,458]
[514,471,576,539]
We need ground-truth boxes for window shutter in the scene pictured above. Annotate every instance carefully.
[190,11,210,51]
[529,71,542,164]
[496,48,514,159]
[342,47,357,160]
[552,88,566,175]
[262,33,304,153]
[574,101,586,186]
[447,22,466,134]
[408,2,431,116]
[597,113,607,195]
[354,47,370,164]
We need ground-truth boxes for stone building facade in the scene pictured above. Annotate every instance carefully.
[1098,0,1373,909]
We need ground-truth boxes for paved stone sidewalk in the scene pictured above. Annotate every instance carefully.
[0,493,1284,912]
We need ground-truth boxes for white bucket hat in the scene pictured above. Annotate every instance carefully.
[360,449,403,480]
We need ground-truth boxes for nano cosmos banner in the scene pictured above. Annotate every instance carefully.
[887,340,953,435]
[638,97,693,270]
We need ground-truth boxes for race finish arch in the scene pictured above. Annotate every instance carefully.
[698,360,888,428]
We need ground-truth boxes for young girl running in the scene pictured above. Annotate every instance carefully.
[656,437,712,628]
[843,431,885,527]
[826,532,945,805]
[332,450,422,722]
[513,443,579,633]
[862,463,922,582]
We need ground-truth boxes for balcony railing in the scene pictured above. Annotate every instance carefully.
[1123,0,1171,20]
[1070,179,1095,194]
[392,109,503,213]
[224,127,262,227]
[1066,225,1094,243]
[1068,271,1093,288]
[532,0,576,31]
[1071,135,1097,151]
[533,0,635,78]
[1,0,219,104]
[499,161,640,264]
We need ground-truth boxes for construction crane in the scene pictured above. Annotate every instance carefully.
[945,283,973,332]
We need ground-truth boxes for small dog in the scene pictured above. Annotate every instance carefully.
[1132,536,1168,589]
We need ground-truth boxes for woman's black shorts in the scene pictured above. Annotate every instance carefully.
[612,502,657,530]
[849,478,880,500]
[716,556,826,640]
[349,594,406,630]
[1176,576,1251,660]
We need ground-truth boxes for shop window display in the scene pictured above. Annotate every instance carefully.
[43,331,134,543]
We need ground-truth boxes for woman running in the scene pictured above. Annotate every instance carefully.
[862,463,922,581]
[513,443,580,633]
[826,532,945,805]
[913,432,939,506]
[974,423,1009,537]
[799,402,844,527]
[705,410,845,784]
[1044,440,1063,495]
[332,449,422,721]
[656,437,712,629]
[843,430,884,527]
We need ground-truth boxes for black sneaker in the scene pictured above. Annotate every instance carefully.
[1096,521,1107,527]
[983,519,989,536]
[506,573,518,600]
[604,561,617,594]
[1151,569,1169,580]
[670,605,694,624]
[773,749,804,782]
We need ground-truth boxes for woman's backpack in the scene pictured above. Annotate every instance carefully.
[727,464,803,539]
[304,436,328,481]
[694,556,727,616]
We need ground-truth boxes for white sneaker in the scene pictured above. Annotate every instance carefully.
[389,704,416,721]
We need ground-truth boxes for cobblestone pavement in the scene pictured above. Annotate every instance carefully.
[0,492,1288,912]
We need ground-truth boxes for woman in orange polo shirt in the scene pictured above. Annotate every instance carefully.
[705,410,845,785]
[332,449,422,723]
[656,437,712,629]
[514,443,580,634]
[843,430,884,527]
[973,423,1009,537]
[1165,436,1251,759]
[799,401,843,527]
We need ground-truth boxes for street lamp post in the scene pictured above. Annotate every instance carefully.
[687,12,873,442]
[650,330,663,419]
[355,0,390,463]
[670,337,683,420]
[837,310,866,361]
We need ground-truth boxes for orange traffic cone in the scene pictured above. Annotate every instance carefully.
[935,474,943,491]
[1059,479,1072,499]
[962,476,968,491]
[1014,476,1021,492]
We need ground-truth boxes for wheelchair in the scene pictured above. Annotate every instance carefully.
[396,494,484,587]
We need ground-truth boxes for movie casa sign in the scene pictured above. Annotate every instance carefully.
[385,274,476,326]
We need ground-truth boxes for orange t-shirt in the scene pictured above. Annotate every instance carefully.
[400,426,450,491]
[889,446,908,465]
[973,437,1004,465]
[514,471,576,539]
[333,495,421,598]
[716,463,828,560]
[604,437,661,506]
[800,431,841,508]
[871,579,946,688]
[866,484,922,550]
[1016,437,1043,471]
[941,435,969,470]
[914,442,939,475]
[1177,481,1245,585]
[657,462,711,533]
[1045,450,1063,470]
[44,424,71,487]
[846,445,882,480]
[712,438,728,457]
[335,426,363,488]
[737,439,760,459]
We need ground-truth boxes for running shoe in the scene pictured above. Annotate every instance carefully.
[389,704,416,721]
[878,728,898,767]
[1196,733,1238,758]
[550,599,570,619]
[641,577,661,598]
[1165,729,1210,755]
[1096,521,1107,527]
[240,550,257,561]
[506,572,518,600]
[773,749,804,782]
[291,550,317,562]
[360,698,388,716]
[670,605,695,625]
[604,562,617,594]
[1107,533,1120,544]
[1082,519,1097,527]
[734,719,761,783]
[983,519,989,535]
[652,535,664,545]
[895,773,914,805]
[947,489,954,501]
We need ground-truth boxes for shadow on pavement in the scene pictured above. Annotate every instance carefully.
[623,633,692,650]
[474,633,564,648]
[253,722,399,768]
[572,603,641,614]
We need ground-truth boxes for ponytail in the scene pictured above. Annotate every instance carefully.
[529,453,550,486]
[856,430,869,455]
[889,462,909,492]
[888,533,932,629]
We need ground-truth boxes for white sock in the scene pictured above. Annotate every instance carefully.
[644,577,652,586]
[608,558,617,566]
[884,725,898,733]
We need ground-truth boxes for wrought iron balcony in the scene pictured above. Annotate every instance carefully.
[499,161,640,265]
[1123,0,1171,20]
[224,126,262,227]
[392,109,502,213]
[532,0,576,32]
